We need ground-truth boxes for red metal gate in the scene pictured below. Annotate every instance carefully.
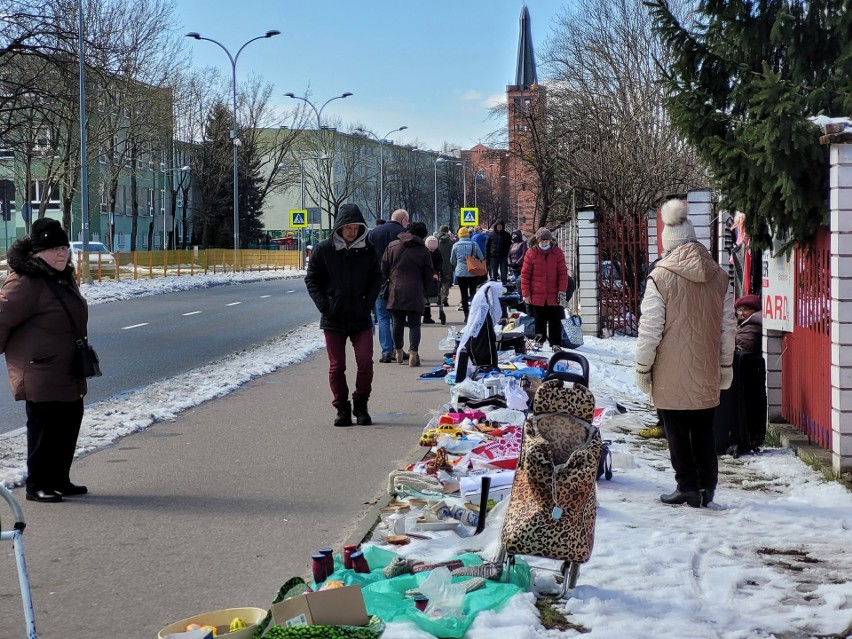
[598,211,649,337]
[781,226,831,449]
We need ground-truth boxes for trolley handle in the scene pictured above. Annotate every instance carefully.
[544,351,590,387]
[0,484,26,530]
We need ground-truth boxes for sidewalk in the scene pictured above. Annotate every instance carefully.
[0,298,466,639]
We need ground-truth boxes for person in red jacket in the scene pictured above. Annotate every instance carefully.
[520,227,568,348]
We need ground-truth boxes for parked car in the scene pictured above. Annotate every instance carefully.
[70,241,118,275]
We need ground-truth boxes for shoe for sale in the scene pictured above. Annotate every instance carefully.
[379,353,393,363]
[660,489,701,508]
[26,489,62,503]
[352,395,372,425]
[638,425,665,439]
[334,401,353,427]
[55,483,88,496]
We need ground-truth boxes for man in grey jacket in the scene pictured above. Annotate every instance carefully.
[635,199,736,508]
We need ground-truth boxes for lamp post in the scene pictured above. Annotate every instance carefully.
[186,29,280,265]
[285,92,353,232]
[284,92,353,129]
[354,126,406,220]
[162,165,191,249]
[415,150,446,232]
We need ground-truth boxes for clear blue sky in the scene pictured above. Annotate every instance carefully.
[173,0,568,151]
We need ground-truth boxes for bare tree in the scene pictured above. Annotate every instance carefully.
[538,0,706,217]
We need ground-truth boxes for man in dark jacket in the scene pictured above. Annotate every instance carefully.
[306,204,382,427]
[435,225,454,305]
[485,219,512,283]
[367,208,408,362]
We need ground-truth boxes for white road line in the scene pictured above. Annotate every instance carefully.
[182,311,202,316]
[260,295,271,299]
[122,323,149,330]
[285,290,296,293]
[226,302,242,306]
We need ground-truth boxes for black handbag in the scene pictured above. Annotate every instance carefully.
[46,279,102,378]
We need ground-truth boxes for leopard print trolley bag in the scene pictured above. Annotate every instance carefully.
[500,351,603,596]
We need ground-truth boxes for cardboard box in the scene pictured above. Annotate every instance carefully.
[271,584,368,629]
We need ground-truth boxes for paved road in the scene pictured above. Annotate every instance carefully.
[0,295,460,639]
[0,279,316,435]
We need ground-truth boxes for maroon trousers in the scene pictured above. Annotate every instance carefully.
[324,328,374,408]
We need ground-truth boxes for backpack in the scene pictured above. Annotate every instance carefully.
[508,242,526,270]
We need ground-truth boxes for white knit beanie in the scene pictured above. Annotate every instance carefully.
[660,199,696,251]
[425,235,438,251]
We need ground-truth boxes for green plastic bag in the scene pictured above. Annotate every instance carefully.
[358,548,530,639]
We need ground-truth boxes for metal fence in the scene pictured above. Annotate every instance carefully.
[597,211,649,337]
[781,226,832,449]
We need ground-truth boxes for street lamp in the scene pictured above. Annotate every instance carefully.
[450,149,468,207]
[162,165,191,249]
[186,29,280,264]
[284,91,353,129]
[354,126,407,220]
[415,150,447,232]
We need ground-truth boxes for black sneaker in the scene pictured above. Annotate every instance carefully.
[660,489,701,508]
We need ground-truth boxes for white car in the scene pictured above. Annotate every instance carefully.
[69,241,118,275]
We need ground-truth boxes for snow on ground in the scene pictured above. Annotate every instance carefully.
[378,337,852,639]
[2,272,851,638]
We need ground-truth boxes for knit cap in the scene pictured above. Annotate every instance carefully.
[535,227,552,241]
[457,227,470,238]
[425,235,439,251]
[660,199,696,251]
[30,218,69,252]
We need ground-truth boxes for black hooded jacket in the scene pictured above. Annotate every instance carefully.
[486,220,512,260]
[305,204,382,334]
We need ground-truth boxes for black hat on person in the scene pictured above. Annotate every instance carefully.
[30,218,69,253]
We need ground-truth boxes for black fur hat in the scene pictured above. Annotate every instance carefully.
[30,218,69,252]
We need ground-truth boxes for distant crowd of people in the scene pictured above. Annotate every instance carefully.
[304,206,575,427]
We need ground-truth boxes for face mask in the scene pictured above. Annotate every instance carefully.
[539,243,551,250]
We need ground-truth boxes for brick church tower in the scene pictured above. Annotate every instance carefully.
[506,4,544,233]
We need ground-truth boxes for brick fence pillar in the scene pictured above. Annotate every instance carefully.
[830,143,852,475]
[577,206,599,336]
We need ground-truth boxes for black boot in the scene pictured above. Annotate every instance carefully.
[700,489,715,507]
[334,401,353,427]
[352,396,372,425]
[660,489,701,508]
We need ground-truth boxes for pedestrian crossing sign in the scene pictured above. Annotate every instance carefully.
[460,207,479,227]
[290,209,308,228]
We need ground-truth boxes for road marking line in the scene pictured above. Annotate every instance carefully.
[182,311,202,316]
[122,323,149,330]
[286,290,296,293]
[226,302,242,306]
[260,295,271,298]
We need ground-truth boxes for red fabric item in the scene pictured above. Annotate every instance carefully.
[467,426,523,470]
[519,243,568,306]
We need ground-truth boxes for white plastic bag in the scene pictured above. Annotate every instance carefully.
[419,567,466,619]
[502,377,529,411]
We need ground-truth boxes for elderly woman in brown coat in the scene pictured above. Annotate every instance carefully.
[382,220,434,367]
[0,219,90,503]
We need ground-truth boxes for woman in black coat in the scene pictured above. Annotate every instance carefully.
[382,221,434,367]
[0,219,89,502]
[423,235,443,324]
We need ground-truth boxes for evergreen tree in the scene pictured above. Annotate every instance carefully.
[646,0,852,250]
[196,104,231,248]
[237,135,265,247]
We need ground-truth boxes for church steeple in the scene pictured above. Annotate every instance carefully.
[515,4,537,90]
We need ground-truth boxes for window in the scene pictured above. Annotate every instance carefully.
[100,192,108,214]
[29,181,60,210]
[0,148,14,159]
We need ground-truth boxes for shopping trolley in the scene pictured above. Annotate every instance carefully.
[1,484,37,638]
